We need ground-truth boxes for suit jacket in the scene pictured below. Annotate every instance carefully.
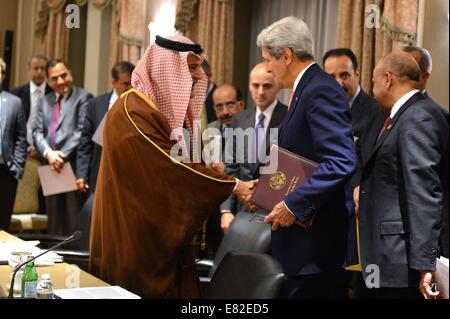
[33,87,93,170]
[350,90,387,189]
[359,92,449,288]
[274,63,357,276]
[351,89,380,142]
[221,101,287,214]
[0,91,27,180]
[76,92,110,191]
[205,83,217,124]
[11,82,53,121]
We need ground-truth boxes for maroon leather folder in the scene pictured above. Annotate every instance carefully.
[251,145,318,228]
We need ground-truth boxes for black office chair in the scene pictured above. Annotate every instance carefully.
[196,211,271,281]
[68,192,93,251]
[205,252,286,299]
[15,194,93,272]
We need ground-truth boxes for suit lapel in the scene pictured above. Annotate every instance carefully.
[57,87,74,130]
[98,92,112,123]
[24,83,31,119]
[368,92,423,161]
[279,64,320,143]
[265,102,284,151]
[350,91,366,127]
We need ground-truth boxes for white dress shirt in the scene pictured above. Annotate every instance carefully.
[349,85,361,109]
[390,89,420,119]
[292,62,316,92]
[28,81,47,146]
[255,98,278,134]
[108,90,119,110]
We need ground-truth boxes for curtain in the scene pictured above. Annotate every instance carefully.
[337,0,418,94]
[36,0,70,61]
[248,0,339,105]
[36,0,143,70]
[108,0,144,75]
[177,0,235,85]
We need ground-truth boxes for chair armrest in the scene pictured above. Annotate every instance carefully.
[195,259,214,277]
[52,250,90,259]
[195,259,214,268]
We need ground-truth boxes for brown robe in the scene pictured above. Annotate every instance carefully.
[89,89,235,298]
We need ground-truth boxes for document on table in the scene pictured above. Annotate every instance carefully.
[54,286,141,299]
[435,256,449,299]
[0,241,63,266]
[38,163,78,196]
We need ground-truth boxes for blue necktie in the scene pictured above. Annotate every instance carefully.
[255,113,265,164]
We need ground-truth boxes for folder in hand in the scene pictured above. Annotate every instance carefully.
[38,162,78,196]
[251,145,318,228]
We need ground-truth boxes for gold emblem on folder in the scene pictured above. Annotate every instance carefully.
[269,172,287,190]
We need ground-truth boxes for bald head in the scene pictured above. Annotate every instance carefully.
[372,52,421,114]
[381,52,422,83]
[249,63,279,111]
[213,84,244,126]
[402,46,432,92]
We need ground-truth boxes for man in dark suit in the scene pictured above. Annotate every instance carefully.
[33,59,93,235]
[323,48,386,298]
[11,55,53,151]
[76,61,134,193]
[206,83,244,171]
[255,17,357,298]
[0,58,27,230]
[202,60,217,124]
[11,55,53,215]
[359,52,448,299]
[402,46,433,96]
[202,83,244,257]
[402,46,448,259]
[220,63,287,232]
[323,48,382,145]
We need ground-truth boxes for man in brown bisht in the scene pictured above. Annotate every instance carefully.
[89,35,254,298]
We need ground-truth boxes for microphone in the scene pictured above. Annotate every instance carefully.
[8,231,82,299]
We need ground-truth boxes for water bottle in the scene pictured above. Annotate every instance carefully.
[21,259,38,298]
[36,273,54,299]
[10,251,32,297]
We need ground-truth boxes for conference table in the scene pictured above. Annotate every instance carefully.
[0,230,109,297]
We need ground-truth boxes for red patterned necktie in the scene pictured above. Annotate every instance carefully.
[50,95,62,149]
[377,116,392,141]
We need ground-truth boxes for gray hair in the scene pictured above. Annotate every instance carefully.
[256,16,315,61]
[0,58,6,75]
[402,45,432,73]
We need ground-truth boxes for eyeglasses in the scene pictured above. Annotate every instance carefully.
[214,101,238,112]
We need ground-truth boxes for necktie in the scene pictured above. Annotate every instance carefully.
[377,116,392,142]
[255,113,266,163]
[50,95,62,149]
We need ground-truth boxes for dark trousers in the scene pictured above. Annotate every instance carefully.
[0,165,18,231]
[46,190,86,236]
[282,269,349,299]
[374,287,422,299]
[351,271,376,299]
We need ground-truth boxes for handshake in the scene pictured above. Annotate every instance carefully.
[231,178,298,231]
[232,179,259,211]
